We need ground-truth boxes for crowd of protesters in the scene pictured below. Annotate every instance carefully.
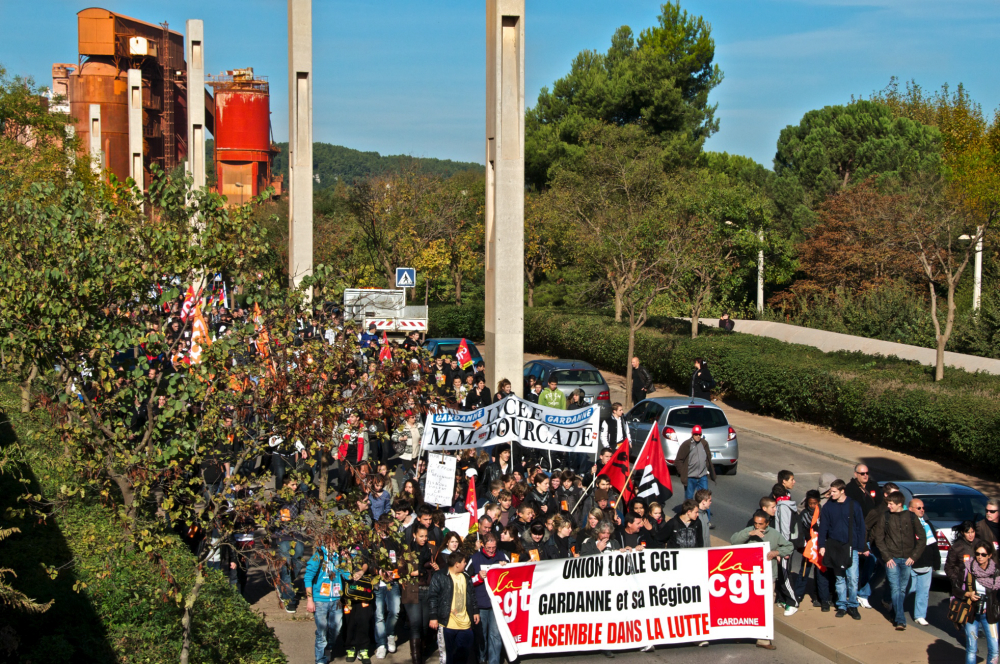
[118,299,1000,664]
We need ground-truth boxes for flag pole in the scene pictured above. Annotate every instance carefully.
[613,428,653,510]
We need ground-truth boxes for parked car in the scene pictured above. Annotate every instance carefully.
[624,397,739,474]
[522,359,612,418]
[423,338,485,373]
[893,481,988,577]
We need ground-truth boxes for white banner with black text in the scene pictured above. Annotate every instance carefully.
[483,545,774,658]
[421,396,600,454]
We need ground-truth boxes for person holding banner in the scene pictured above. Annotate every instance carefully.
[731,511,794,650]
[468,533,509,664]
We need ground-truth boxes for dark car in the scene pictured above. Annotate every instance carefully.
[422,338,485,373]
[522,359,612,418]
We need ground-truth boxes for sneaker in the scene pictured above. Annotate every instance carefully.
[821,602,831,613]
[857,597,872,609]
[360,650,371,664]
[603,651,615,659]
[346,651,357,663]
[835,609,846,618]
[811,599,821,608]
[640,645,654,653]
[894,624,905,631]
[709,522,716,530]
[848,607,861,621]
[387,636,397,654]
[698,642,709,647]
[915,618,929,626]
[783,605,798,617]
[375,646,386,660]
[284,602,297,614]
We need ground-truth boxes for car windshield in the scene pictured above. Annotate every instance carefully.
[434,343,482,360]
[666,407,729,429]
[918,494,988,525]
[550,370,603,386]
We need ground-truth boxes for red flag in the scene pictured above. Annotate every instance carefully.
[597,437,630,498]
[622,425,673,505]
[379,331,392,362]
[465,479,478,532]
[802,505,827,572]
[180,285,196,321]
[456,338,474,370]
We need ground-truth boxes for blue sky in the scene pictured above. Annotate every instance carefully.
[4,0,1000,169]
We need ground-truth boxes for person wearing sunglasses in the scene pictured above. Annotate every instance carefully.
[845,465,882,610]
[958,540,999,664]
[975,498,1000,552]
[947,522,982,608]
[906,499,941,626]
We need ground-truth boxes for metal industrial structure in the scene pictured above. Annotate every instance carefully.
[50,7,279,205]
[207,68,281,205]
[55,8,202,186]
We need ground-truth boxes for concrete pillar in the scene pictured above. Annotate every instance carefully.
[88,104,102,174]
[287,0,313,296]
[974,226,983,311]
[485,0,525,395]
[757,228,764,313]
[127,69,143,189]
[185,20,206,192]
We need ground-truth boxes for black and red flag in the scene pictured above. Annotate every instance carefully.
[622,424,673,505]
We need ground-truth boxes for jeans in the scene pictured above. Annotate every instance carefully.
[404,588,431,639]
[314,600,344,664]
[909,568,932,621]
[964,612,999,664]
[834,551,860,610]
[443,627,474,664]
[375,584,401,648]
[271,454,295,491]
[884,558,912,626]
[277,540,305,605]
[476,609,502,664]
[685,476,711,521]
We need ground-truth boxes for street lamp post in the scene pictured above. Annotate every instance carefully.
[960,229,984,312]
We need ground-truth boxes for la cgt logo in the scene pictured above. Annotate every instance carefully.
[486,564,535,643]
[707,548,768,627]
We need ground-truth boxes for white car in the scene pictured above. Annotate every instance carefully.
[625,397,739,475]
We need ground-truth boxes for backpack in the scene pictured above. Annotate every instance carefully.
[787,508,807,550]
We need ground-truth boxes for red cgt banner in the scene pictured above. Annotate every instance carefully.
[484,545,774,658]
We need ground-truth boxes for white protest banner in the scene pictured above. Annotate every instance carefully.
[484,545,774,659]
[423,453,456,507]
[443,506,486,539]
[422,395,600,454]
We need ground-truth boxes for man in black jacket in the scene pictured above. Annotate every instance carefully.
[630,357,653,405]
[615,512,651,550]
[660,500,704,548]
[428,551,479,664]
[844,464,882,609]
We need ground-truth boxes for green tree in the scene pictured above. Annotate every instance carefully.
[550,124,697,405]
[525,2,723,188]
[772,100,943,237]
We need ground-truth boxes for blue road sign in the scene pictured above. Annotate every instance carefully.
[395,267,416,288]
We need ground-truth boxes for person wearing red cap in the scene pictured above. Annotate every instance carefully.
[674,425,716,526]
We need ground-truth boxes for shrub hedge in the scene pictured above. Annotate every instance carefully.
[522,308,1000,475]
[427,303,485,341]
[0,384,286,664]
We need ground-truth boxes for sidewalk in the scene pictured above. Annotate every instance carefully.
[707,534,962,664]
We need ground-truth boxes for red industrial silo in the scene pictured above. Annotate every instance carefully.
[208,69,277,206]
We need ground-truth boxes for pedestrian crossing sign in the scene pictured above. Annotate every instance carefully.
[395,267,416,288]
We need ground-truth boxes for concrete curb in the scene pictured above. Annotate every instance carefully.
[772,618,864,664]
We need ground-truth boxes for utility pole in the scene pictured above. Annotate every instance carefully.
[485,0,525,395]
[288,0,314,299]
